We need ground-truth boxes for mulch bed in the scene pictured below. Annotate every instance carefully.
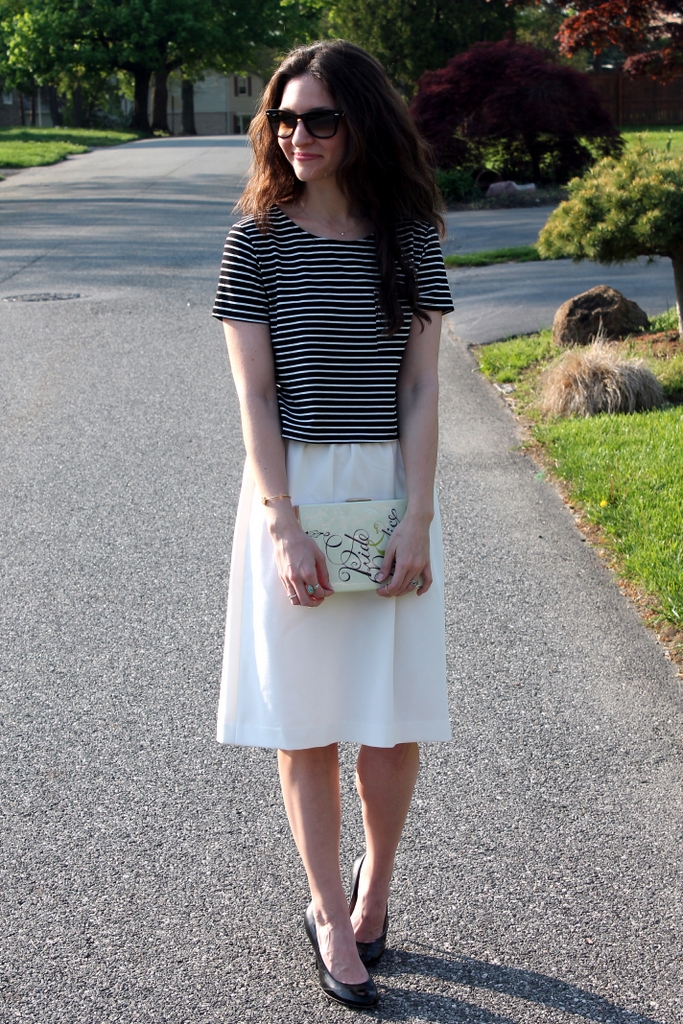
[612,331,683,402]
[614,330,683,357]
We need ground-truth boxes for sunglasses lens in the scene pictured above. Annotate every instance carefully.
[306,112,338,138]
[273,113,297,137]
[267,109,341,139]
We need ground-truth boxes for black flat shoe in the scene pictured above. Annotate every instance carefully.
[304,902,379,1009]
[349,853,389,966]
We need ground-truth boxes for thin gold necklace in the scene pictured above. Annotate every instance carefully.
[298,201,349,236]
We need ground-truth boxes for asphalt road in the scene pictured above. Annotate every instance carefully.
[1,138,682,1024]
[441,209,674,347]
[446,258,675,347]
[442,209,552,255]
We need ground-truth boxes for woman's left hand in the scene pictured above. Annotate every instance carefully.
[375,514,432,598]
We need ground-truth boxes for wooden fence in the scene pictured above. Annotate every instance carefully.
[589,71,683,126]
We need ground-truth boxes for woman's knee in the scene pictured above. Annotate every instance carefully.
[358,742,418,770]
[279,742,339,769]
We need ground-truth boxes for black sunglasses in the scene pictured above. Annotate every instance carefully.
[265,107,345,139]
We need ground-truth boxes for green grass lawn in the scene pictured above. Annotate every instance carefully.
[622,125,683,158]
[0,126,141,146]
[444,245,542,268]
[473,313,683,626]
[0,139,88,167]
[537,409,683,625]
[476,321,683,401]
[475,329,555,383]
[0,126,141,169]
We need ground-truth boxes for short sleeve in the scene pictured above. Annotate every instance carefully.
[415,224,454,315]
[212,223,270,324]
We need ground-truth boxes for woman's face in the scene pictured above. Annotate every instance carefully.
[277,74,348,184]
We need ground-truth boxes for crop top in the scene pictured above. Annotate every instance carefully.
[212,206,454,443]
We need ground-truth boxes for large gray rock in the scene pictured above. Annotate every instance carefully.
[486,181,536,197]
[553,285,649,347]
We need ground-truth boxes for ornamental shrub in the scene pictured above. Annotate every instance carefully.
[411,39,622,184]
[435,167,479,202]
[539,145,683,336]
[540,342,664,418]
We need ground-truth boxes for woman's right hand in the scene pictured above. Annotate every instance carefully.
[270,520,335,607]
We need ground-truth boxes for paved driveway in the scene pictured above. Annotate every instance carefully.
[1,139,682,1023]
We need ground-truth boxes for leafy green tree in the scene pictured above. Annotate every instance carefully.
[95,0,225,132]
[1,0,131,127]
[327,0,516,97]
[1,0,307,133]
[0,0,112,125]
[539,146,683,336]
[174,0,325,136]
[514,1,590,70]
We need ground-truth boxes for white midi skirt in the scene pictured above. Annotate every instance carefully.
[217,440,451,749]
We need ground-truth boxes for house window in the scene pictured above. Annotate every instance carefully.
[234,76,248,96]
[2,91,13,105]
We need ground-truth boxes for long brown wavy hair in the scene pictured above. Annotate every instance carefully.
[239,40,444,337]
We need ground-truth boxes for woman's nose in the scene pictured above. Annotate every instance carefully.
[291,119,313,145]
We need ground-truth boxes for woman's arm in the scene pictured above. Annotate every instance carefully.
[223,318,333,606]
[376,310,441,597]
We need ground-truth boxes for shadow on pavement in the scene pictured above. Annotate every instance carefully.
[373,949,665,1023]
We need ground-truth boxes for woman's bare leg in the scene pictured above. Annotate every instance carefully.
[351,742,420,942]
[278,744,369,984]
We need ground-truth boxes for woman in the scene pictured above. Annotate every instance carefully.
[212,40,454,1009]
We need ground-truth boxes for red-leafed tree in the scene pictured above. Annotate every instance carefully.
[509,1,683,80]
[411,39,622,183]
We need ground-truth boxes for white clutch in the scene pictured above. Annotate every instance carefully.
[294,498,407,592]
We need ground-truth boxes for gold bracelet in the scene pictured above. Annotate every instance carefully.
[261,492,291,506]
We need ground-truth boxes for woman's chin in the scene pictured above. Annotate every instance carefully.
[292,163,333,182]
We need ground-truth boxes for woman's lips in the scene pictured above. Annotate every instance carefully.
[293,152,321,161]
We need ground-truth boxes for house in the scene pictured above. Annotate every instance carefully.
[166,72,264,134]
[0,71,264,133]
[1,86,47,127]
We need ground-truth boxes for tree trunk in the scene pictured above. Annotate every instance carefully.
[19,93,25,126]
[151,71,169,133]
[47,85,62,127]
[672,255,683,338]
[180,79,197,135]
[30,90,36,126]
[130,68,152,133]
[72,83,83,128]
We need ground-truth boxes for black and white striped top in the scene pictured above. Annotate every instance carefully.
[212,206,454,443]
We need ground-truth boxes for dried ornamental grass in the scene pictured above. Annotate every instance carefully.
[541,342,664,418]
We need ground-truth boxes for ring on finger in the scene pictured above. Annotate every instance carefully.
[306,583,320,595]
[410,579,419,587]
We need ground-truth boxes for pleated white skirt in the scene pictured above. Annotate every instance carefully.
[217,440,451,749]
